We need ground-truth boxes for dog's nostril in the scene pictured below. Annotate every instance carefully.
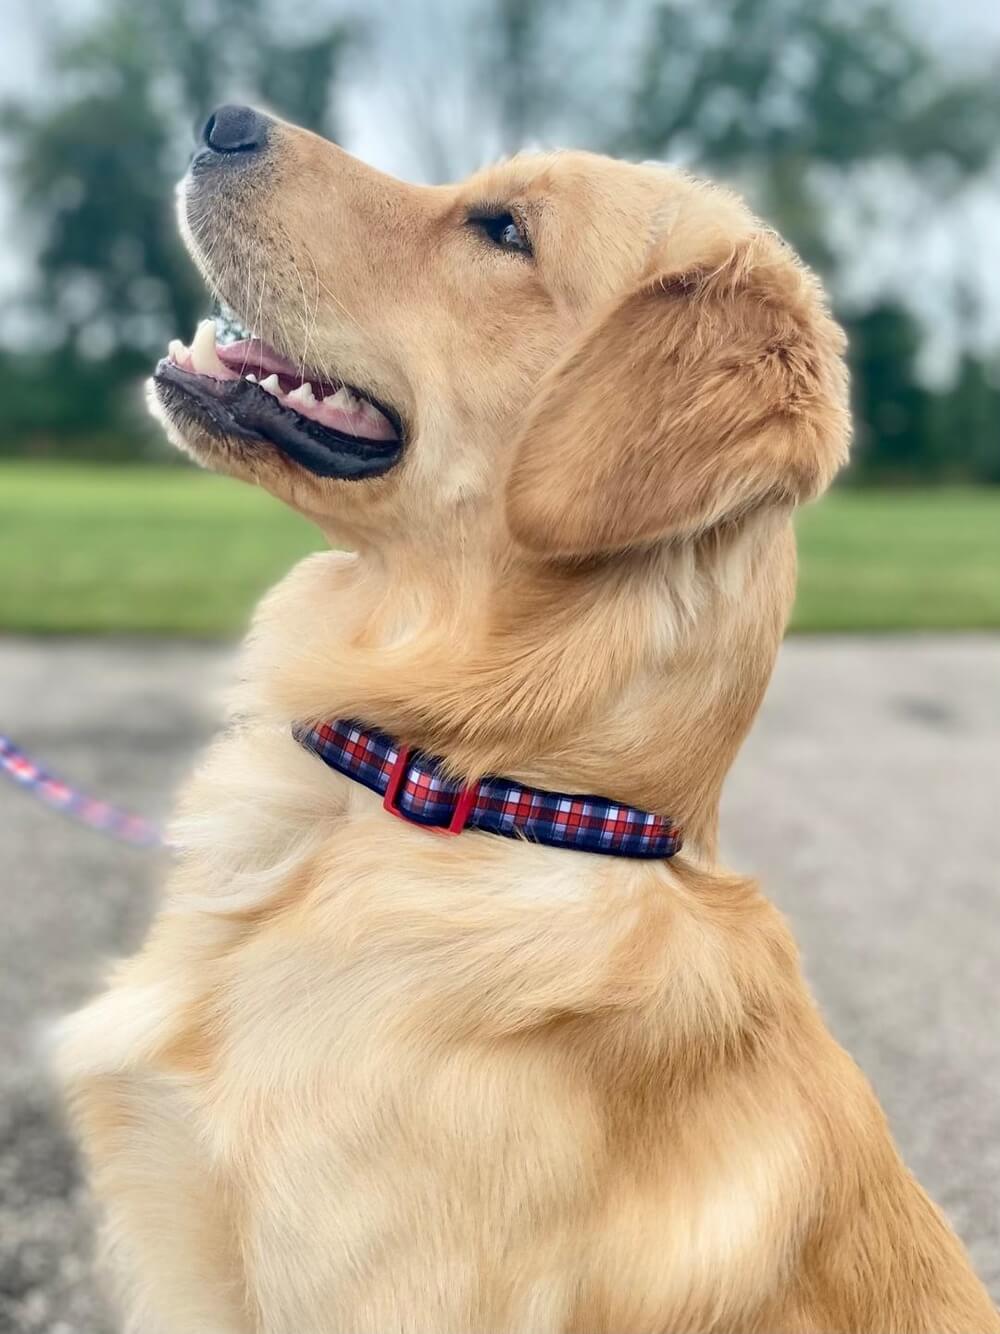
[201,104,269,155]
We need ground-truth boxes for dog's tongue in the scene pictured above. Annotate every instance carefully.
[216,339,311,381]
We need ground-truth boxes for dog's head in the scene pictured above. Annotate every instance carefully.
[151,106,850,848]
[152,104,848,555]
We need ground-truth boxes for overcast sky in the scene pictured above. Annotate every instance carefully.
[2,0,999,382]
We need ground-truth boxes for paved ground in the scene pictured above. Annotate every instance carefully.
[1,635,998,1332]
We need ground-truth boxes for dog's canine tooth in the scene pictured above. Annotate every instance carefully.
[259,374,281,395]
[190,319,226,375]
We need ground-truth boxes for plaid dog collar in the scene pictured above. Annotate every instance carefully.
[295,719,682,860]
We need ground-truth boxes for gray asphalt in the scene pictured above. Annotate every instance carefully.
[1,635,998,1332]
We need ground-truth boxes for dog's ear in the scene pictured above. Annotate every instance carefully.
[505,232,850,557]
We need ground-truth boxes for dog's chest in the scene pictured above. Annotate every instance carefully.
[59,858,805,1334]
[160,903,790,1327]
[151,902,609,1330]
[59,730,803,1331]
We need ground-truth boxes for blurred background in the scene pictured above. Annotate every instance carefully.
[0,2,998,1332]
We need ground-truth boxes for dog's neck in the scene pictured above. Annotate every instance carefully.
[244,511,794,863]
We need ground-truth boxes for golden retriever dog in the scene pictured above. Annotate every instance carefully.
[57,105,997,1333]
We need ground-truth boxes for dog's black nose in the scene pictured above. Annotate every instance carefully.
[201,104,269,154]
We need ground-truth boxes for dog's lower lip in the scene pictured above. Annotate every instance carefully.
[153,360,404,481]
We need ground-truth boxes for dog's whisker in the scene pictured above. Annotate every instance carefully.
[304,251,367,340]
[291,257,315,381]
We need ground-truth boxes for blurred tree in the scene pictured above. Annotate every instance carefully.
[940,355,1000,484]
[622,0,1000,262]
[0,0,354,454]
[848,304,935,480]
[386,0,606,183]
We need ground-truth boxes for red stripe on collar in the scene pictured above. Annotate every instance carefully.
[295,719,682,860]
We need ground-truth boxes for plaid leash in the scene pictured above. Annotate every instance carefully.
[295,719,682,859]
[0,733,164,848]
[1,723,682,859]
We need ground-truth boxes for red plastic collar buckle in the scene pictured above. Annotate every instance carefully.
[382,746,477,837]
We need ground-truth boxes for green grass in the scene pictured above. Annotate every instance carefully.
[0,462,318,635]
[1,462,998,634]
[793,487,1000,631]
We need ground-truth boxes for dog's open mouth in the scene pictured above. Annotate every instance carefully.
[153,318,404,480]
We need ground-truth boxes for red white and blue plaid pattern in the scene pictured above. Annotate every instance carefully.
[295,719,682,859]
[0,733,163,848]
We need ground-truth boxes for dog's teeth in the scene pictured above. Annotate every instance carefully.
[259,374,281,395]
[168,339,189,364]
[324,386,359,412]
[286,382,316,407]
[189,318,226,375]
[245,372,258,383]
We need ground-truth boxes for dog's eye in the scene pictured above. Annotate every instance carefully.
[467,210,531,256]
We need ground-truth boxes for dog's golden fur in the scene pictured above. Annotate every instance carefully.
[57,118,997,1332]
